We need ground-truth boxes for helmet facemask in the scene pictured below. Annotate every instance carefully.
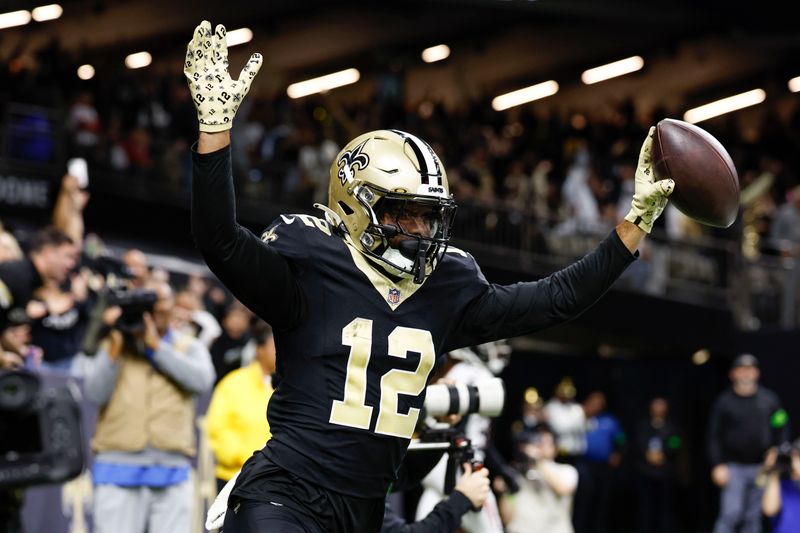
[358,191,456,283]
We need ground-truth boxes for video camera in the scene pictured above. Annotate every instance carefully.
[773,441,798,478]
[105,287,158,334]
[0,370,84,489]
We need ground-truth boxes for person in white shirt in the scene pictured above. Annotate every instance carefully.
[498,423,579,533]
[544,377,587,462]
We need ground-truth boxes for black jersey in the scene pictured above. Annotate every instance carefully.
[191,145,635,499]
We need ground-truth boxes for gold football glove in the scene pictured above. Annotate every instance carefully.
[184,20,262,133]
[625,127,675,233]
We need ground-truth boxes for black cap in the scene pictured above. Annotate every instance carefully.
[731,353,758,369]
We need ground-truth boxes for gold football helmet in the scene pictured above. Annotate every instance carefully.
[321,129,456,283]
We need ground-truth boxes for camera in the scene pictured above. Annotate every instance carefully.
[424,377,505,418]
[773,441,797,477]
[106,287,158,334]
[0,370,84,488]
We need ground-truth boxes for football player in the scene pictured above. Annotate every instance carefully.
[186,20,674,533]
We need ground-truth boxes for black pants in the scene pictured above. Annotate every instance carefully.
[228,451,385,533]
[223,500,321,533]
[637,473,673,533]
[573,459,614,533]
[0,489,23,533]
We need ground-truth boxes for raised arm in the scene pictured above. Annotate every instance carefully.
[186,21,305,331]
[449,127,673,348]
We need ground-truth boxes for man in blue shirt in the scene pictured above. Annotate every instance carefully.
[573,391,625,533]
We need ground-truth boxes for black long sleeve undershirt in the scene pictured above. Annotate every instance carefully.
[191,144,306,332]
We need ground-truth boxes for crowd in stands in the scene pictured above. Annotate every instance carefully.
[5,40,800,258]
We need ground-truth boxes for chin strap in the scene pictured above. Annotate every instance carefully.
[398,239,430,284]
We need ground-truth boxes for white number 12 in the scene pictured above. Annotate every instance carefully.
[329,317,436,439]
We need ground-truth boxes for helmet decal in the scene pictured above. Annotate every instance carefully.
[390,129,442,186]
[337,140,370,186]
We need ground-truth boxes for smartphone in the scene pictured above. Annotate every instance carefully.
[67,157,89,189]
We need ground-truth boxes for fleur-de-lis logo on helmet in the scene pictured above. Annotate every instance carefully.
[337,140,370,185]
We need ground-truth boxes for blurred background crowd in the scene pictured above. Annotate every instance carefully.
[3,1,800,532]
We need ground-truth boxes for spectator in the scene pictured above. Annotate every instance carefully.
[297,125,339,206]
[66,91,101,157]
[545,377,586,462]
[709,353,789,533]
[634,397,682,533]
[209,301,252,383]
[0,311,33,369]
[122,249,150,288]
[0,230,23,262]
[29,268,92,373]
[498,423,579,533]
[0,227,77,330]
[769,185,800,255]
[172,288,221,348]
[573,391,625,533]
[761,439,800,533]
[207,320,276,492]
[52,172,90,249]
[83,280,215,533]
[513,387,547,437]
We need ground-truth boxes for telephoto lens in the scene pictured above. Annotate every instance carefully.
[424,377,505,418]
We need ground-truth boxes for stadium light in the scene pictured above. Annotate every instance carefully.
[227,27,253,47]
[125,51,152,69]
[287,68,361,99]
[0,10,32,30]
[692,349,710,365]
[77,64,95,80]
[491,80,559,111]
[32,4,63,22]
[421,44,450,63]
[683,89,766,124]
[789,76,800,93]
[581,55,644,85]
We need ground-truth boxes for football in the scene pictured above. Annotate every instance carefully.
[652,118,740,228]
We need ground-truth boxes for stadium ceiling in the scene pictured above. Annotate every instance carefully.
[4,0,799,111]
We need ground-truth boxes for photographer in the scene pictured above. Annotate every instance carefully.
[0,227,77,331]
[83,280,215,533]
[761,440,800,533]
[382,463,491,533]
[497,423,579,533]
[416,344,511,532]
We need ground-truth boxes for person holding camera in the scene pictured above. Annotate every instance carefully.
[382,462,491,533]
[708,353,789,533]
[83,280,215,533]
[0,226,77,332]
[761,439,800,533]
[497,422,579,533]
[415,345,510,532]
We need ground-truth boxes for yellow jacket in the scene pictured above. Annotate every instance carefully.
[206,362,274,481]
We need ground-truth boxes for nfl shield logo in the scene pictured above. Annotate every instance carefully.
[387,288,401,304]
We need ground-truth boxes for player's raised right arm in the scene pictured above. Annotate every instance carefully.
[187,21,304,331]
